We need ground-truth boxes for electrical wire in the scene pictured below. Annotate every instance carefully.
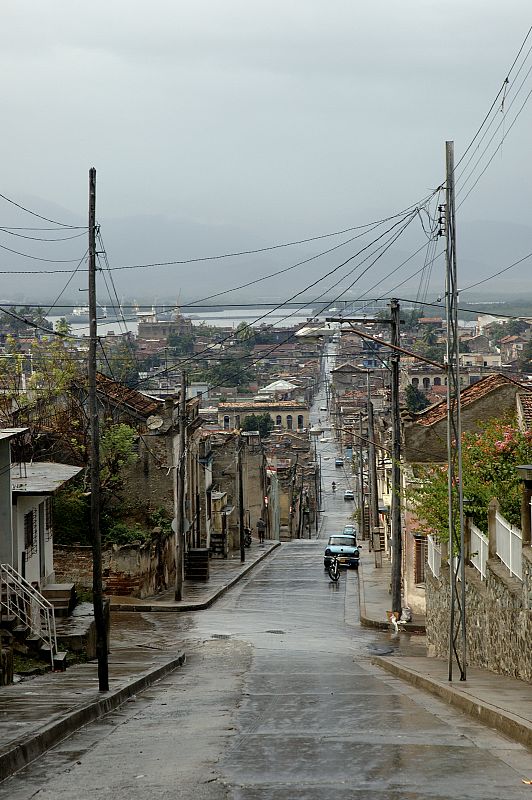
[0,192,86,229]
[0,240,88,263]
[0,227,88,242]
[455,25,532,171]
[132,211,419,388]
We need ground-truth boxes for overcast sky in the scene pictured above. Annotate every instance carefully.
[1,2,531,301]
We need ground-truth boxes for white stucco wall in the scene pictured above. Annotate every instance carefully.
[14,495,54,587]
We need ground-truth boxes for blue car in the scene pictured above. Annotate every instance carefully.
[324,534,360,570]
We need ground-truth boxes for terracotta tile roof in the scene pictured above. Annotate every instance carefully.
[414,373,531,427]
[95,373,162,417]
[519,392,532,432]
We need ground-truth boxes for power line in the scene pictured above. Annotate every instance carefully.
[0,192,86,229]
[0,227,88,242]
[0,240,88,263]
[0,193,436,276]
[455,25,532,170]
[132,212,418,388]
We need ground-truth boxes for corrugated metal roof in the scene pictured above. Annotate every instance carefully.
[95,373,162,417]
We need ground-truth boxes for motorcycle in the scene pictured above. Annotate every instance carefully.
[331,482,336,492]
[327,555,340,582]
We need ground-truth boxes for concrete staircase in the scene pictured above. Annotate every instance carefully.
[41,584,76,618]
[0,564,68,674]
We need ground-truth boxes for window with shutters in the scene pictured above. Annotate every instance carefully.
[414,535,427,584]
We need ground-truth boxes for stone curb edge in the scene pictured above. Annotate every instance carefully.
[371,655,532,750]
[0,651,186,782]
[111,542,281,613]
[357,560,426,633]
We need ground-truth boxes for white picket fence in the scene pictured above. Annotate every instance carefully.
[495,511,522,580]
[427,534,441,578]
[470,522,489,581]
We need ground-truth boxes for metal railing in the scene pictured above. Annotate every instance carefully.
[494,511,522,581]
[0,563,57,665]
[470,522,489,581]
[427,534,441,578]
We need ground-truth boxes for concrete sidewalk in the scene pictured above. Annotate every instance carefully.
[358,551,426,633]
[110,540,280,611]
[357,550,532,750]
[0,541,280,782]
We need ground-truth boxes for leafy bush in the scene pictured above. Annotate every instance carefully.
[53,487,91,545]
[103,522,151,546]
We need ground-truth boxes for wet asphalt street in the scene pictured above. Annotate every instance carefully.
[4,533,531,799]
[2,357,531,798]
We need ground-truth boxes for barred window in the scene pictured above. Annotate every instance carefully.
[45,498,53,541]
[414,535,427,584]
[24,510,37,558]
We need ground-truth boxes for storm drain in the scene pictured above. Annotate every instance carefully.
[211,633,232,639]
[265,630,285,635]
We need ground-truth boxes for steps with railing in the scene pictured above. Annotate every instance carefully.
[0,563,66,669]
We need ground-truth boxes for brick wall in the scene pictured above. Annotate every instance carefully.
[55,533,177,598]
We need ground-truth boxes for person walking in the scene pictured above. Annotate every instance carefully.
[257,517,266,544]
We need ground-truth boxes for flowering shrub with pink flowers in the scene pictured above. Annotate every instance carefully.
[410,415,532,541]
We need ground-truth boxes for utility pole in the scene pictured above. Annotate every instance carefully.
[366,371,380,540]
[174,371,187,600]
[390,298,402,614]
[444,141,467,681]
[237,433,245,563]
[358,413,366,541]
[88,168,109,692]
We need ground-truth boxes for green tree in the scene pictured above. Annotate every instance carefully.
[206,357,255,388]
[241,413,274,439]
[167,332,195,355]
[55,317,72,336]
[235,322,255,344]
[99,339,139,387]
[405,384,430,413]
[410,416,532,542]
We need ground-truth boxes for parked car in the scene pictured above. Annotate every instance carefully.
[323,534,360,569]
[319,406,328,411]
[344,489,355,501]
[343,524,358,539]
[335,458,344,467]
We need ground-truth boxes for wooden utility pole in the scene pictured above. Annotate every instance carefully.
[366,371,380,540]
[174,371,187,601]
[444,140,467,681]
[358,413,366,540]
[88,167,109,691]
[237,433,245,563]
[390,298,402,614]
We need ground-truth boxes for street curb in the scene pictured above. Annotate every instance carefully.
[357,559,389,631]
[0,651,186,782]
[111,542,281,613]
[371,656,532,750]
[357,560,426,634]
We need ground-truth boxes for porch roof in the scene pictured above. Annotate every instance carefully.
[11,463,83,496]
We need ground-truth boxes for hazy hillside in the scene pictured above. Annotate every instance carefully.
[1,195,531,306]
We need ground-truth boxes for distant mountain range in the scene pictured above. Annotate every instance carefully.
[1,195,530,306]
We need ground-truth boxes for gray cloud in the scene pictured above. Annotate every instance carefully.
[0,1,531,301]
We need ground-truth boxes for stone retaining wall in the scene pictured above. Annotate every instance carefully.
[55,532,176,599]
[426,547,532,683]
